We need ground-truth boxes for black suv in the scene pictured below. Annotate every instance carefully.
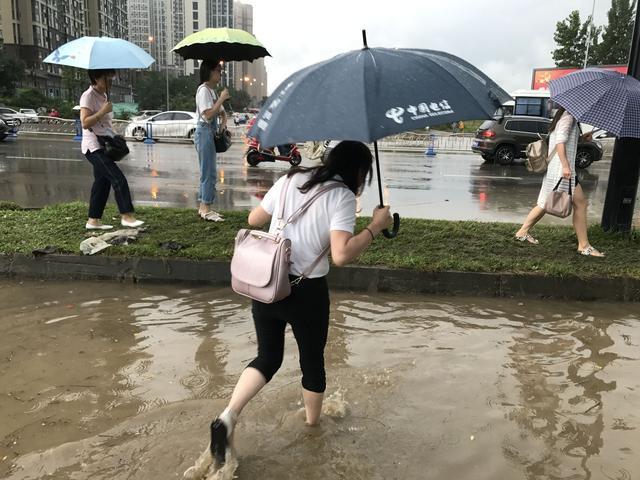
[471,115,603,169]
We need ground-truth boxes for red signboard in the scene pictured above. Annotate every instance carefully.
[532,65,627,90]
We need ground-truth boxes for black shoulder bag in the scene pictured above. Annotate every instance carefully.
[97,134,130,162]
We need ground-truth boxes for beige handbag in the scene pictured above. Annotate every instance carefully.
[544,178,573,218]
[230,176,345,303]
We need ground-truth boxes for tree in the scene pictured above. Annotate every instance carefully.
[552,10,601,67]
[597,0,636,65]
[0,40,25,96]
[61,67,84,102]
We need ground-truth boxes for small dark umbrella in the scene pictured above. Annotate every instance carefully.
[250,31,511,238]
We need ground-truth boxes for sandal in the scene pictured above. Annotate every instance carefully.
[200,211,224,222]
[515,233,539,245]
[578,246,605,257]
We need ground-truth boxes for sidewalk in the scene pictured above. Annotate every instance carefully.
[1,202,639,301]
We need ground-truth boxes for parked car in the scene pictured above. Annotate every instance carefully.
[471,115,603,169]
[18,108,40,123]
[131,110,162,122]
[125,111,198,141]
[0,107,22,127]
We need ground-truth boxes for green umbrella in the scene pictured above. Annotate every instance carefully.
[172,28,270,62]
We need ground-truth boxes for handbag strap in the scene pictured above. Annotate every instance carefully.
[553,177,572,195]
[275,174,347,281]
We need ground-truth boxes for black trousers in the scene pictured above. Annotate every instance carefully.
[248,276,330,393]
[84,149,134,218]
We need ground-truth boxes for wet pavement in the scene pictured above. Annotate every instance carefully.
[1,279,639,479]
[2,135,637,225]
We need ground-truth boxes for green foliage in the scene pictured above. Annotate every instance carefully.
[552,11,601,67]
[553,1,636,67]
[1,203,639,280]
[0,40,25,96]
[12,88,48,109]
[61,66,84,102]
[597,0,636,64]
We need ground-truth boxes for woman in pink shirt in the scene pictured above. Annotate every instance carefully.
[80,69,143,230]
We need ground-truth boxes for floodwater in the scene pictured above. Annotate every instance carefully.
[1,279,639,480]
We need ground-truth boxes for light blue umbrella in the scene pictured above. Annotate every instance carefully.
[549,68,640,138]
[44,36,154,69]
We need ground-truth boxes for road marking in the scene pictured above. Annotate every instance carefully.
[443,174,524,180]
[6,156,83,162]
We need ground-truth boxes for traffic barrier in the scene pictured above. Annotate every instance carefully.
[143,121,155,144]
[73,118,82,141]
[425,134,437,156]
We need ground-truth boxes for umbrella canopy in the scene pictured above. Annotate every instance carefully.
[249,47,511,147]
[172,28,270,62]
[549,68,640,138]
[44,36,154,69]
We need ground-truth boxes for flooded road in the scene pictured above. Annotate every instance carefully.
[2,136,637,225]
[1,279,638,479]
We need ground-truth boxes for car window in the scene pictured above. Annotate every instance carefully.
[172,112,192,121]
[504,120,520,131]
[518,121,539,134]
[479,120,495,130]
[536,121,550,134]
[0,108,12,114]
[514,97,544,117]
[151,113,172,121]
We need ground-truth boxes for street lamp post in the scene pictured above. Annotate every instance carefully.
[583,0,596,68]
[600,5,640,232]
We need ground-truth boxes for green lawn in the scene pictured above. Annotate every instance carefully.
[1,202,639,279]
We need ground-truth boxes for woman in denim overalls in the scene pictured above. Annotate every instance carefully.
[194,60,230,221]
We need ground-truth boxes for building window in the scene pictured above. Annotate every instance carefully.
[193,21,198,30]
[193,1,198,9]
[193,11,198,20]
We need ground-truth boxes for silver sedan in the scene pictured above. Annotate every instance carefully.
[125,111,198,141]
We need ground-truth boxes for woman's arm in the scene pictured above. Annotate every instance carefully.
[201,88,230,121]
[80,103,111,129]
[248,206,272,227]
[330,206,391,267]
[554,113,573,179]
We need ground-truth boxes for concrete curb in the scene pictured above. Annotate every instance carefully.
[1,254,638,301]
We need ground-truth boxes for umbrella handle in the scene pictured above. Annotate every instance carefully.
[382,212,400,239]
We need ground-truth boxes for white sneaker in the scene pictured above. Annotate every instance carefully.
[121,219,145,228]
[85,222,114,230]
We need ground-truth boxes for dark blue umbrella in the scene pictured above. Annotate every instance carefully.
[549,68,640,138]
[251,32,511,237]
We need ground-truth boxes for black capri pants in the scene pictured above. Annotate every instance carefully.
[248,275,330,393]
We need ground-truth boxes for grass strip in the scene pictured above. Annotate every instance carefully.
[1,202,639,279]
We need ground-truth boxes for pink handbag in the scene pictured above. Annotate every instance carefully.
[544,178,573,218]
[230,176,345,303]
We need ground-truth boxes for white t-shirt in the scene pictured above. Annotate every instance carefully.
[195,84,224,125]
[261,172,357,278]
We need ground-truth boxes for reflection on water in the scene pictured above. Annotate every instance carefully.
[0,280,638,479]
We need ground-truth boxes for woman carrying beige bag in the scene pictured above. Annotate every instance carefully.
[515,107,604,257]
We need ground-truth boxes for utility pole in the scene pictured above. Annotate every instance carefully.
[600,6,640,232]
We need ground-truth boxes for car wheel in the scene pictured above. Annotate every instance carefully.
[575,148,594,169]
[495,145,515,165]
[247,150,262,167]
[133,127,146,141]
[289,152,302,166]
[187,128,196,139]
[481,154,494,163]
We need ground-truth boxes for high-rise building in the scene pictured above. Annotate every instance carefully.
[0,0,129,99]
[233,1,267,105]
[182,0,206,75]
[206,0,233,87]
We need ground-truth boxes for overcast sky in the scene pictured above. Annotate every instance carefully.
[245,0,615,95]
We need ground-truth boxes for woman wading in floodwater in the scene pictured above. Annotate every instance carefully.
[184,141,393,478]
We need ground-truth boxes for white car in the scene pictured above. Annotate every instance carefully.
[18,108,40,123]
[0,107,22,126]
[125,111,198,141]
[131,109,162,122]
